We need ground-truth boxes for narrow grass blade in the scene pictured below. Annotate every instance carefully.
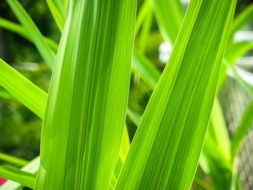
[0,17,27,39]
[0,157,39,190]
[6,0,55,68]
[151,0,183,43]
[0,59,47,119]
[0,17,58,53]
[231,4,253,37]
[231,101,253,157]
[210,98,231,160]
[219,50,253,92]
[132,51,160,88]
[218,42,253,89]
[115,0,236,189]
[35,0,136,189]
[127,107,141,127]
[138,11,153,54]
[0,153,28,167]
[225,42,253,64]
[46,0,65,31]
[135,0,152,36]
[0,166,35,189]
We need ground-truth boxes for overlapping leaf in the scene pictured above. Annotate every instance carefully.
[115,0,237,189]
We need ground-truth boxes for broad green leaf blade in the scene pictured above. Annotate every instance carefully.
[0,153,28,167]
[131,50,232,190]
[151,0,183,43]
[130,52,232,189]
[6,0,55,68]
[0,166,35,189]
[0,59,47,119]
[0,17,58,53]
[115,0,236,189]
[35,0,136,189]
[231,101,253,157]
[0,157,39,190]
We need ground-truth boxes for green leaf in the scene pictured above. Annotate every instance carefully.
[115,0,236,189]
[0,59,47,119]
[138,10,154,54]
[225,42,253,64]
[35,0,136,189]
[0,17,58,53]
[0,157,39,190]
[231,101,253,157]
[0,153,28,167]
[0,166,35,189]
[135,0,152,36]
[6,0,55,68]
[218,42,253,89]
[130,54,233,189]
[127,107,141,127]
[0,17,27,39]
[231,4,253,38]
[46,0,65,31]
[131,51,160,88]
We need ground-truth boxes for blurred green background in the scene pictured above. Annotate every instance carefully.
[0,0,253,189]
